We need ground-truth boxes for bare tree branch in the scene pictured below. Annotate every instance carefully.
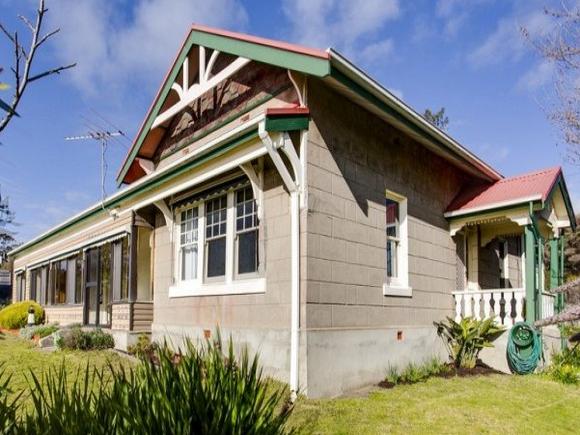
[0,0,75,134]
[28,63,76,83]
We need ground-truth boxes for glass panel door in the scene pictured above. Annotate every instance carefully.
[84,248,99,326]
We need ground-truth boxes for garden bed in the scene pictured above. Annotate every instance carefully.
[378,362,504,389]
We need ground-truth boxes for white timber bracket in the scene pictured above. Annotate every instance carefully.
[239,159,264,220]
[137,158,155,175]
[258,122,303,194]
[152,46,251,129]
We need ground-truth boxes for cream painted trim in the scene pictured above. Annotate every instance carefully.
[448,206,532,237]
[168,277,265,298]
[10,113,266,257]
[125,142,267,214]
[382,284,412,297]
[444,195,541,218]
[25,227,130,270]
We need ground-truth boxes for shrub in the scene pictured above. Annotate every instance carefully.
[0,301,43,330]
[127,333,158,360]
[56,327,114,351]
[386,358,450,385]
[544,344,580,384]
[3,334,294,434]
[19,324,59,340]
[434,316,505,369]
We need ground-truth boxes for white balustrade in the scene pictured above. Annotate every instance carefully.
[541,292,555,320]
[452,288,525,327]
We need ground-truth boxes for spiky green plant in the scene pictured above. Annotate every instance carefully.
[0,364,20,435]
[13,333,293,434]
[434,317,505,369]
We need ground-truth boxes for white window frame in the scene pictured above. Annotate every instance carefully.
[383,190,412,297]
[169,186,265,298]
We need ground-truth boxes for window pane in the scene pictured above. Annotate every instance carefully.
[386,199,399,238]
[386,240,398,278]
[75,255,83,304]
[181,246,198,281]
[66,258,76,304]
[121,237,129,300]
[207,238,226,277]
[238,230,258,274]
[205,196,227,240]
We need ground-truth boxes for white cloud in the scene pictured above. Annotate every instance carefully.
[468,8,553,68]
[517,60,555,91]
[46,0,248,96]
[435,0,494,38]
[360,39,395,64]
[282,0,400,56]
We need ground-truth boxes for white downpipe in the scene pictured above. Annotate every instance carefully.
[258,123,301,400]
[289,190,300,401]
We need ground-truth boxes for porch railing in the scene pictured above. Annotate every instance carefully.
[541,292,556,320]
[452,288,525,326]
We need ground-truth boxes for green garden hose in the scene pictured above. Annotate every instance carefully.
[507,322,542,374]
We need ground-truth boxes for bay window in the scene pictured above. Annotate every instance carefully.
[171,182,264,297]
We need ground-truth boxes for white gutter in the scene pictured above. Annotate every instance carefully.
[327,49,502,182]
[443,195,542,218]
[258,122,302,401]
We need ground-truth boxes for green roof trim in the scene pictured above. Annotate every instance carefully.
[12,129,258,257]
[116,29,331,185]
[265,114,309,132]
[329,65,497,182]
[446,200,543,221]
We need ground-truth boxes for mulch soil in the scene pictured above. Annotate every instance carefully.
[378,362,505,389]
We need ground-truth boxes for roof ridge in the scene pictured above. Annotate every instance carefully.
[496,166,560,184]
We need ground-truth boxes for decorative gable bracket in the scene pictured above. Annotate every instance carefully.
[152,46,251,130]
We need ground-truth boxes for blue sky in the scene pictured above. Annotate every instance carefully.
[0,0,578,243]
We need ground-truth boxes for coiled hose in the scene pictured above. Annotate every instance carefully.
[507,322,542,374]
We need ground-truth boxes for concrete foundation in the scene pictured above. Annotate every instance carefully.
[305,326,447,398]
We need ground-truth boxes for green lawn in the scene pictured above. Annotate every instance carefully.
[290,375,580,434]
[2,332,579,434]
[0,331,130,401]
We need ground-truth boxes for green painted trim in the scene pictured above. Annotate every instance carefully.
[330,66,497,182]
[550,238,560,291]
[265,115,309,132]
[191,31,330,77]
[157,84,291,163]
[543,176,575,229]
[525,224,537,324]
[446,200,542,221]
[117,29,330,185]
[12,129,258,257]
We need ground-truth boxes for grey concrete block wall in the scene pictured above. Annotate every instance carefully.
[151,165,295,379]
[305,81,464,329]
[302,80,474,396]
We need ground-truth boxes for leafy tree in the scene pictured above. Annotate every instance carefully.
[521,3,579,164]
[0,188,17,264]
[423,107,449,131]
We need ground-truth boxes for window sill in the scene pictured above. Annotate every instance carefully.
[168,277,266,298]
[383,283,412,297]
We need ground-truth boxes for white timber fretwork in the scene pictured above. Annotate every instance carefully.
[152,46,251,129]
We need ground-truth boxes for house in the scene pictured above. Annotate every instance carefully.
[8,25,576,398]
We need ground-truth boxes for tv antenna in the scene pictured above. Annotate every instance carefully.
[64,129,125,210]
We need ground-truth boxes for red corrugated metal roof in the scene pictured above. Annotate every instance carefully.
[447,166,562,214]
[191,24,330,60]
